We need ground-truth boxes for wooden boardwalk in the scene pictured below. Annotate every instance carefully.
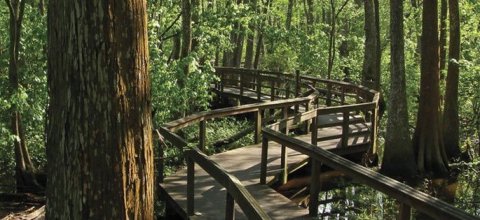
[159,68,479,220]
[160,81,371,219]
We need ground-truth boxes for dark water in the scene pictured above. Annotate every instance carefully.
[276,162,480,219]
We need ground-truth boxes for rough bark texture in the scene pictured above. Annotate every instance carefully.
[362,0,380,90]
[413,0,449,176]
[439,0,448,75]
[443,0,461,160]
[6,0,41,193]
[46,0,154,219]
[381,0,417,177]
[286,0,294,30]
[181,0,192,85]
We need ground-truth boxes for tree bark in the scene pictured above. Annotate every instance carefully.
[413,0,449,176]
[46,0,154,219]
[362,0,379,90]
[6,0,41,193]
[244,0,257,69]
[443,0,461,160]
[381,0,417,178]
[439,0,448,76]
[286,0,294,30]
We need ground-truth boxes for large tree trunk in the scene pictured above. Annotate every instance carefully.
[361,0,379,90]
[443,0,461,160]
[413,0,449,176]
[46,0,154,219]
[381,0,417,178]
[6,0,41,193]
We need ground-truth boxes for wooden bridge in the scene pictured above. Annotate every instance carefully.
[157,68,478,220]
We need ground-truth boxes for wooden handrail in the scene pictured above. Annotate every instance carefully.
[260,128,478,220]
[186,148,271,220]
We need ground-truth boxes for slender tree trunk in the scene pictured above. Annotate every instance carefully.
[381,0,417,178]
[362,0,379,90]
[191,0,200,52]
[327,0,336,79]
[181,0,192,63]
[286,0,294,30]
[244,0,257,69]
[305,0,314,32]
[413,0,449,176]
[443,0,461,160]
[46,0,154,218]
[254,0,270,69]
[169,33,181,63]
[6,0,41,193]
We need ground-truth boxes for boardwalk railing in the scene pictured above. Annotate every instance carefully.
[260,124,478,220]
[185,148,271,220]
[158,67,380,219]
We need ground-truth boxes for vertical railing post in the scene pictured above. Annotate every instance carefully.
[369,106,378,155]
[221,71,225,92]
[341,87,346,105]
[240,71,244,97]
[158,136,165,183]
[187,156,195,216]
[311,114,318,146]
[254,110,262,144]
[280,107,289,185]
[199,120,206,151]
[257,71,261,101]
[295,70,300,113]
[225,193,235,220]
[305,102,311,133]
[398,203,411,220]
[309,159,321,217]
[342,111,350,148]
[270,80,275,101]
[326,83,332,106]
[260,135,269,184]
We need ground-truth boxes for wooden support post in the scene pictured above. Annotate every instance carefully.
[309,160,321,217]
[221,72,225,92]
[398,203,411,220]
[199,120,206,151]
[260,136,269,184]
[295,70,300,113]
[187,157,195,216]
[326,83,332,106]
[369,106,378,155]
[280,107,289,185]
[311,115,318,146]
[305,102,311,133]
[341,88,345,105]
[342,111,350,148]
[240,72,244,97]
[270,80,275,101]
[257,71,261,101]
[225,193,235,220]
[285,83,290,99]
[254,110,262,144]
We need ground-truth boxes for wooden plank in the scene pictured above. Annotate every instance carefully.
[185,148,271,220]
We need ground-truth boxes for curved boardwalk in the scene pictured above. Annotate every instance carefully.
[158,68,478,220]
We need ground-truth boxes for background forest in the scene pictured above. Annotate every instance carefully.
[0,0,479,217]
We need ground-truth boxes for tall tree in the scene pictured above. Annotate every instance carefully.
[381,0,417,177]
[244,0,257,69]
[5,0,41,192]
[439,0,448,75]
[362,0,380,90]
[413,0,449,176]
[443,0,461,160]
[286,0,294,30]
[46,0,154,218]
[181,0,192,78]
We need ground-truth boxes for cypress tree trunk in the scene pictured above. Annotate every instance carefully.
[381,0,417,177]
[286,0,294,30]
[443,0,461,160]
[361,0,379,90]
[46,0,154,218]
[413,0,449,176]
[244,0,257,69]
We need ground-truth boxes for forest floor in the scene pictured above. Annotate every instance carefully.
[0,193,44,220]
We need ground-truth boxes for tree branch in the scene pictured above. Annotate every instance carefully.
[159,12,182,40]
[335,0,350,19]
[4,0,15,17]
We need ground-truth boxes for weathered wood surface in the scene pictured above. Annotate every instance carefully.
[161,121,369,219]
